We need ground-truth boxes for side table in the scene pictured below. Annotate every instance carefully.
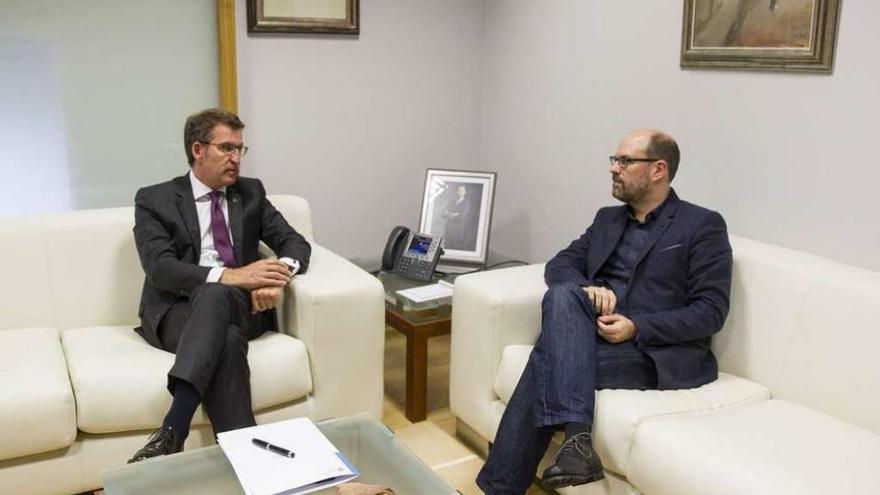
[378,272,452,422]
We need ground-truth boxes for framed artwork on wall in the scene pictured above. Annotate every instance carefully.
[681,0,840,73]
[418,169,497,265]
[247,0,359,34]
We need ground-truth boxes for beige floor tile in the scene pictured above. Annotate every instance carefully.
[381,398,412,433]
[382,325,547,494]
[396,421,475,467]
[434,457,484,495]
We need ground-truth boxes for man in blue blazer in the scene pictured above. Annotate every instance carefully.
[476,129,733,493]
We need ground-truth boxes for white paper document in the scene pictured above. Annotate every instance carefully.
[217,418,358,495]
[395,280,454,303]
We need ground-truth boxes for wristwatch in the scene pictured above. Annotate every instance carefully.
[280,258,301,275]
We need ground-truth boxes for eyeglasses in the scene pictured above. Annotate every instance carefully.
[608,155,659,169]
[201,141,249,156]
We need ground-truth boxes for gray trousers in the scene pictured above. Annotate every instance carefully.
[156,283,268,434]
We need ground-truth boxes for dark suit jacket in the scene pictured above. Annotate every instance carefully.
[544,189,732,390]
[133,174,312,348]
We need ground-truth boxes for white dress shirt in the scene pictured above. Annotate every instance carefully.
[189,172,299,283]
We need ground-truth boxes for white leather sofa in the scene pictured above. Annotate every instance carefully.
[450,235,880,494]
[0,195,385,495]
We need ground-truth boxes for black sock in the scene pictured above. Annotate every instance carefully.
[564,422,590,440]
[162,380,200,439]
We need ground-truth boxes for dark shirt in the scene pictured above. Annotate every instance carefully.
[594,196,672,310]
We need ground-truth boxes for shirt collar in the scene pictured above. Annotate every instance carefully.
[188,171,227,200]
[625,190,673,225]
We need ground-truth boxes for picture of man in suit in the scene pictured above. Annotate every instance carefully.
[441,183,479,251]
[128,108,311,462]
[476,129,732,493]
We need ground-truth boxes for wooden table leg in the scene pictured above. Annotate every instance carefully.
[405,332,429,422]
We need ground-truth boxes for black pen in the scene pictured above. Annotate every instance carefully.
[252,438,296,458]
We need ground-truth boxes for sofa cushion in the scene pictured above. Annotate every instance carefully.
[493,344,770,476]
[62,326,313,433]
[629,399,880,495]
[0,328,77,460]
[717,236,880,434]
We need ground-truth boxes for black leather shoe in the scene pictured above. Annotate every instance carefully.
[127,426,185,463]
[541,432,604,489]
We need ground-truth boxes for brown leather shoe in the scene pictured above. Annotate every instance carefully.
[127,426,185,463]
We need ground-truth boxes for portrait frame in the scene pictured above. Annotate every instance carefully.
[681,0,840,73]
[418,169,497,265]
[247,0,359,35]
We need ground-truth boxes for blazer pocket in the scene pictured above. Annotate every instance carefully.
[658,243,682,253]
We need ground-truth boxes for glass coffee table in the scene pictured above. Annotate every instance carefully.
[103,413,458,494]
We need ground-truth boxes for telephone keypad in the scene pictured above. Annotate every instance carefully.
[392,232,443,282]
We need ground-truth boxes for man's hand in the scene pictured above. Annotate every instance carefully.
[251,286,284,314]
[584,286,617,316]
[220,259,291,290]
[597,314,637,343]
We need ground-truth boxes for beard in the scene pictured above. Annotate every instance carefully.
[611,175,650,203]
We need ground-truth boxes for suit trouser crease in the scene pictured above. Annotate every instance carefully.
[158,283,266,433]
[476,283,658,494]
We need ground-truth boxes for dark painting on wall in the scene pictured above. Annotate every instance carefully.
[681,0,840,73]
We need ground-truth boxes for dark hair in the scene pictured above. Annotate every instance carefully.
[646,132,680,182]
[184,108,245,166]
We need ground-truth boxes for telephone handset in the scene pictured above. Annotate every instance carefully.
[381,226,443,281]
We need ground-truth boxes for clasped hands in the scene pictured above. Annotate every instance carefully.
[219,259,293,314]
[583,286,637,343]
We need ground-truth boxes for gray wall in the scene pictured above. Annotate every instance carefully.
[237,0,879,272]
[481,1,880,270]
[235,0,487,267]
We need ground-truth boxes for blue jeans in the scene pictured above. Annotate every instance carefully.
[476,283,658,494]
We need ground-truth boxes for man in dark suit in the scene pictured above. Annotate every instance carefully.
[128,108,311,463]
[442,184,478,250]
[476,129,732,493]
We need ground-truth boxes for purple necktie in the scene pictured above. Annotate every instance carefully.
[209,191,237,267]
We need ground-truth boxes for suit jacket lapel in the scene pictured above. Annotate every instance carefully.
[227,186,244,266]
[588,208,628,280]
[174,175,201,257]
[633,190,680,268]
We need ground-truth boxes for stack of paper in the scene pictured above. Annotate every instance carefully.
[395,280,454,303]
[217,418,358,495]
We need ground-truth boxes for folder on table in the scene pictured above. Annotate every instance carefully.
[217,417,358,495]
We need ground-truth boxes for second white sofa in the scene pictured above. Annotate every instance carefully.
[450,235,880,494]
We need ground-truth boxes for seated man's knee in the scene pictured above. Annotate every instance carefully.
[190,283,237,306]
[542,282,595,321]
[224,325,249,351]
[543,282,586,305]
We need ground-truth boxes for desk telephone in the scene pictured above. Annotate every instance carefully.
[381,226,443,281]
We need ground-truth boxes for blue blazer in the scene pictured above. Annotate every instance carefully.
[544,190,733,389]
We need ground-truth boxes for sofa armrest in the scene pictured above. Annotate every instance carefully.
[281,244,385,420]
[449,264,547,441]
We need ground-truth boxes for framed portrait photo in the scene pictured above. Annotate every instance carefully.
[247,0,359,34]
[681,0,840,73]
[419,169,497,265]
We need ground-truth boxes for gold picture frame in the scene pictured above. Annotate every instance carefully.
[681,0,841,73]
[247,0,359,35]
